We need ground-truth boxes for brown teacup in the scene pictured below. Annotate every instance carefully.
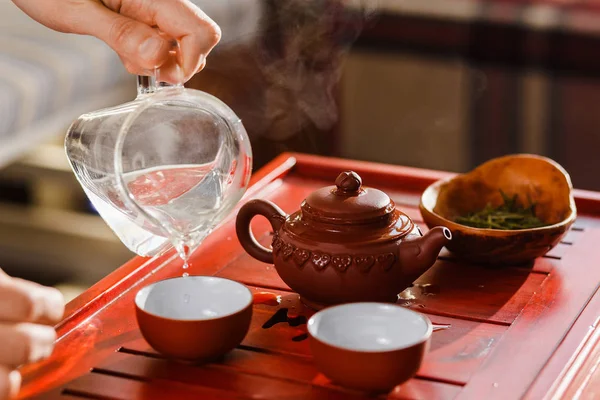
[135,276,253,362]
[307,303,432,393]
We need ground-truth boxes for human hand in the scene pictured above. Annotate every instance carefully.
[11,0,221,83]
[0,271,64,399]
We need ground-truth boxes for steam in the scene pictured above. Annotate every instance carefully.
[254,0,379,140]
[194,0,379,142]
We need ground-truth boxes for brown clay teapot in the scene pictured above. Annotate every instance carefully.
[236,171,452,309]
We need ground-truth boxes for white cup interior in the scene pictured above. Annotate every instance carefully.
[308,303,431,352]
[135,276,252,320]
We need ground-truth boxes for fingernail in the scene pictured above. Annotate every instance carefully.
[139,37,162,63]
[8,370,21,398]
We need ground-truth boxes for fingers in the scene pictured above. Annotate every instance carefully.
[13,279,65,325]
[0,323,56,367]
[0,367,20,400]
[89,0,220,82]
[0,276,61,399]
[75,2,173,73]
[148,0,221,81]
[0,279,64,325]
[117,54,155,78]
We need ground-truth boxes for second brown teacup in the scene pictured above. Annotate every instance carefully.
[135,276,253,362]
[307,303,432,393]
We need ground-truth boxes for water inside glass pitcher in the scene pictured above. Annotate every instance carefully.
[65,68,252,259]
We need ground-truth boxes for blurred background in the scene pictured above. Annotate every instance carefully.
[1,0,599,300]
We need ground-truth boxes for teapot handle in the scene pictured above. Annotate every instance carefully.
[236,200,286,264]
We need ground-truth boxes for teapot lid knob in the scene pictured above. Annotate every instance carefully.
[335,171,362,194]
[301,169,405,229]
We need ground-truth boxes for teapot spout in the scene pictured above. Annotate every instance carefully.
[399,226,452,280]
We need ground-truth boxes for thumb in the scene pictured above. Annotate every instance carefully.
[80,2,172,71]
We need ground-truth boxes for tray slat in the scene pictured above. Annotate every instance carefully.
[62,371,237,400]
[104,348,463,400]
[456,229,600,399]
[95,352,367,400]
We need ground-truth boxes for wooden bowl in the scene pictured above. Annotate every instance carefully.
[419,154,577,266]
[135,276,253,361]
[307,303,432,393]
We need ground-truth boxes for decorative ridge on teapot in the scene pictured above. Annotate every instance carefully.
[236,171,452,310]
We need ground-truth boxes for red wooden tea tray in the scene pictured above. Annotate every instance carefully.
[18,153,600,399]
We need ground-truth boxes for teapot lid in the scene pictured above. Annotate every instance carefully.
[301,171,397,225]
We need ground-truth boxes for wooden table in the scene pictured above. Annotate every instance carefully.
[18,153,600,399]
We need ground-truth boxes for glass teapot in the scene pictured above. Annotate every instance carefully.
[65,55,252,260]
